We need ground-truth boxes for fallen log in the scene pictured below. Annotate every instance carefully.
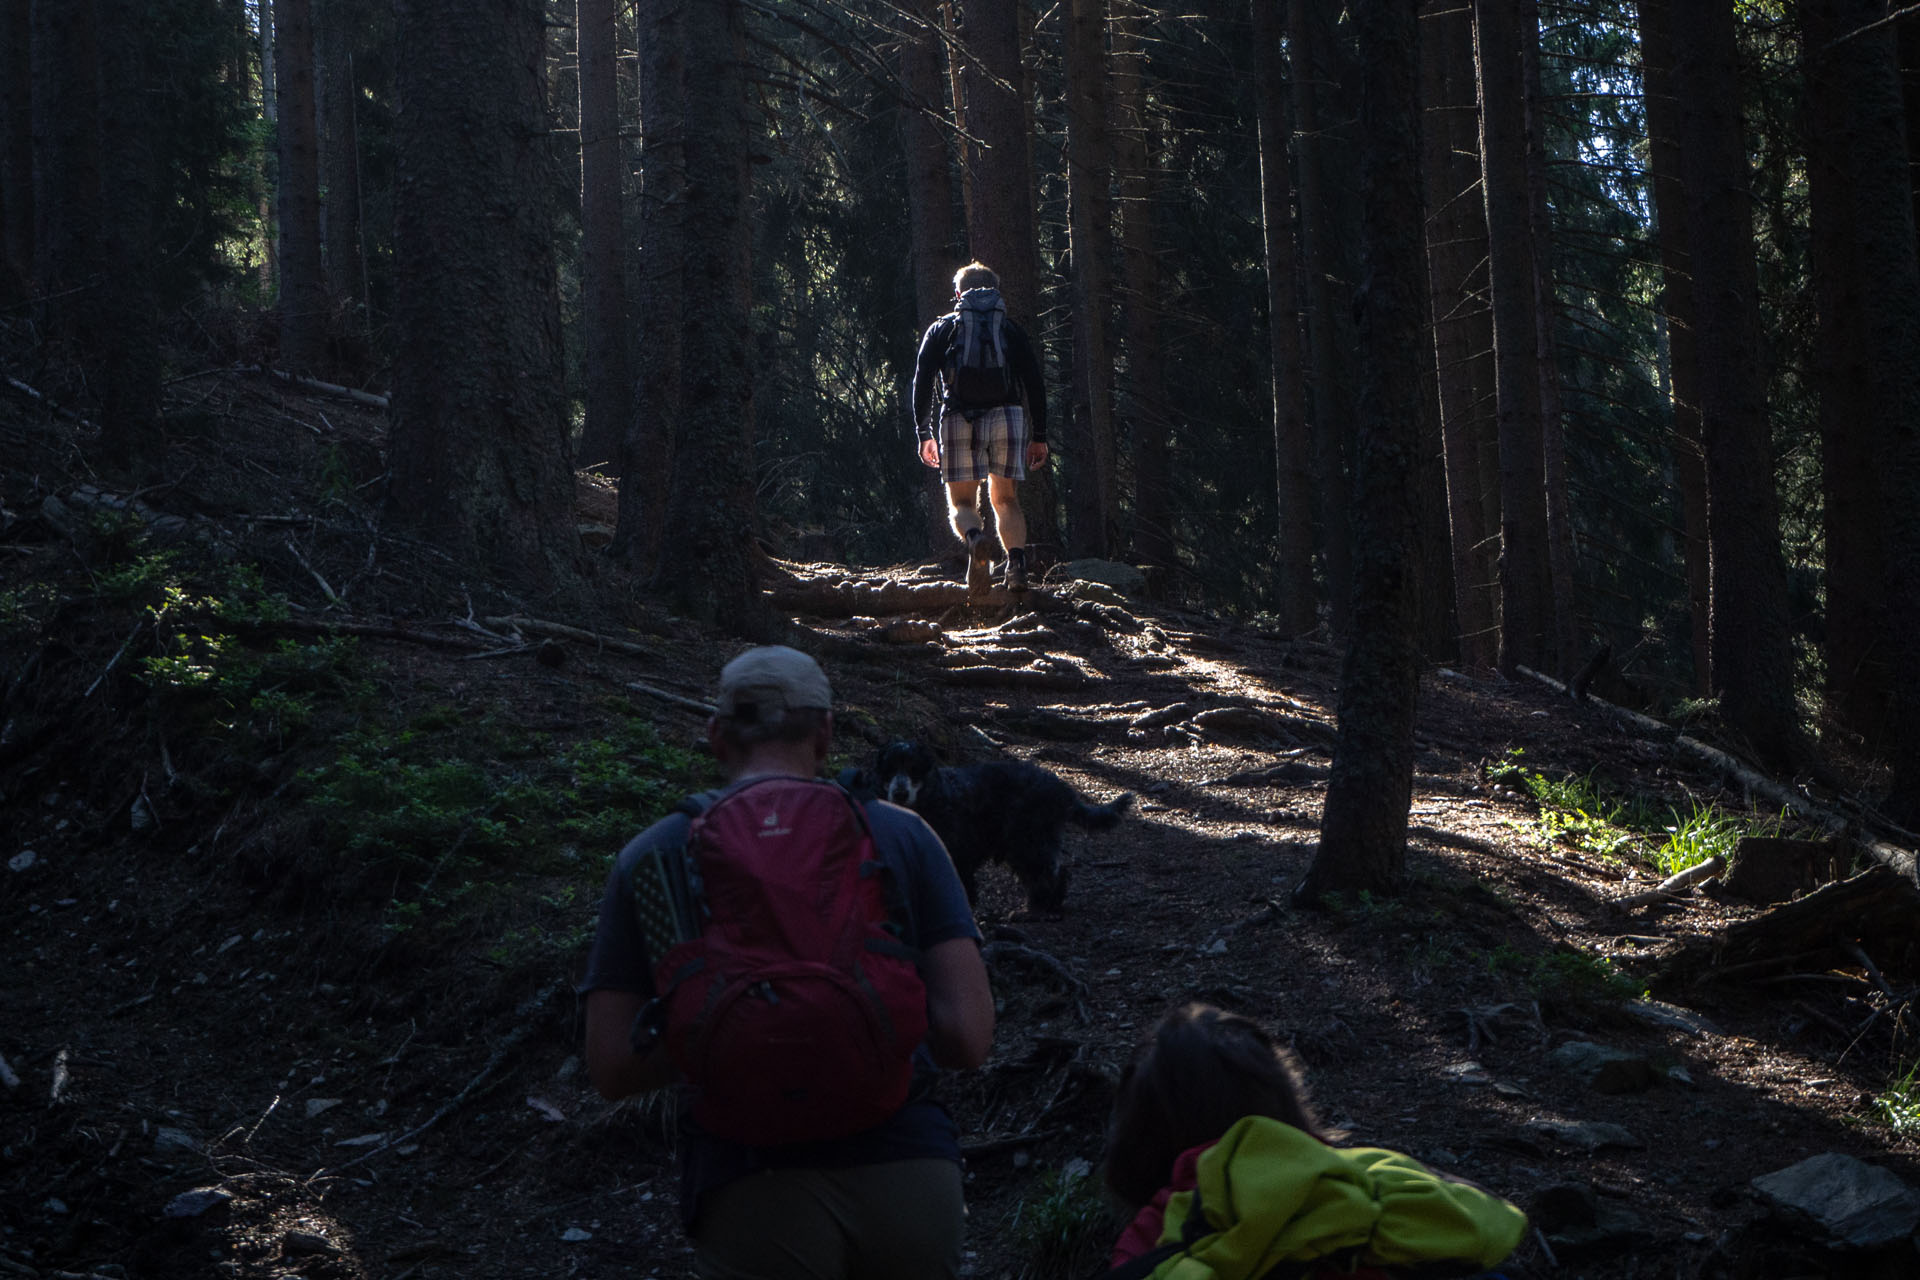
[935,664,1090,691]
[1516,664,1917,885]
[768,578,972,618]
[1658,865,1920,986]
[482,614,656,658]
[253,363,392,409]
[1611,855,1725,911]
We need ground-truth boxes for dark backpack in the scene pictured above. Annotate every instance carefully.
[943,286,1016,412]
[639,776,929,1146]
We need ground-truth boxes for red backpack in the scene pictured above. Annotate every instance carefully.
[647,777,929,1146]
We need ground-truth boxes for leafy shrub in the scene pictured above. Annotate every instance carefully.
[1012,1161,1113,1280]
[1873,1062,1920,1138]
[1488,943,1645,1005]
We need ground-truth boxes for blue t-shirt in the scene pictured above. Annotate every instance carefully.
[579,779,982,1230]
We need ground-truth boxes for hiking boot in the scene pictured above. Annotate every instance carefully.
[1004,546,1030,592]
[965,527,997,567]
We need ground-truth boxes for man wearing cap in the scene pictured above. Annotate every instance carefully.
[580,645,995,1279]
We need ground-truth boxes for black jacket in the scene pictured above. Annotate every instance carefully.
[910,311,1048,444]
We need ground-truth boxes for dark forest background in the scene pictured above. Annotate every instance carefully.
[3,0,1918,830]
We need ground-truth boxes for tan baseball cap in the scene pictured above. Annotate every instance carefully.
[714,645,833,720]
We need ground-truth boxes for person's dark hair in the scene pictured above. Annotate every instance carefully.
[1102,1002,1324,1209]
[713,706,829,752]
[953,261,998,293]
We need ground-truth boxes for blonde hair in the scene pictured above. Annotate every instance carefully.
[952,261,998,294]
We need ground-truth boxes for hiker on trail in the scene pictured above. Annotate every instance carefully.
[1100,1003,1528,1280]
[911,261,1049,592]
[580,645,995,1280]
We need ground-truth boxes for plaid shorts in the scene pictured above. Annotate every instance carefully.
[939,405,1028,485]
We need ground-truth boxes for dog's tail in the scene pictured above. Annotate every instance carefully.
[1070,791,1135,830]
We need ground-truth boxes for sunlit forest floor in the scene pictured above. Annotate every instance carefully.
[4,372,1918,1280]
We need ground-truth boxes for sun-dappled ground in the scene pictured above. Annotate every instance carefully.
[5,372,1919,1280]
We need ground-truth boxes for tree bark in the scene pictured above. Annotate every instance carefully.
[0,0,30,305]
[612,0,685,574]
[386,0,579,585]
[30,0,100,346]
[575,0,631,473]
[1290,0,1357,636]
[1473,0,1551,676]
[1299,0,1423,903]
[1114,2,1173,574]
[1803,0,1920,822]
[1254,0,1316,633]
[273,0,326,373]
[257,0,277,296]
[93,0,160,470]
[1635,0,1710,695]
[1518,0,1575,674]
[1805,0,1886,747]
[315,0,363,314]
[1420,0,1498,668]
[1669,0,1801,770]
[898,0,959,556]
[1063,0,1117,558]
[653,0,770,634]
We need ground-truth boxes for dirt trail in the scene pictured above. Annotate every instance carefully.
[4,378,1918,1280]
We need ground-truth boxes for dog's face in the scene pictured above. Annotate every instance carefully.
[873,740,939,808]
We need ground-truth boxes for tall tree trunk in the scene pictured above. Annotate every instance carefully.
[258,0,277,297]
[0,0,31,305]
[1063,0,1116,558]
[1805,0,1920,819]
[957,0,1055,555]
[94,0,160,472]
[386,0,578,584]
[1290,0,1358,635]
[1636,0,1710,694]
[898,0,958,556]
[273,0,326,373]
[1805,0,1887,746]
[1299,0,1423,903]
[612,0,685,574]
[1114,1,1173,575]
[1254,0,1315,632]
[30,0,100,347]
[315,0,363,316]
[575,0,631,473]
[654,0,768,633]
[1420,0,1498,668]
[1904,17,1920,248]
[1519,0,1576,674]
[1474,0,1551,675]
[1670,0,1800,769]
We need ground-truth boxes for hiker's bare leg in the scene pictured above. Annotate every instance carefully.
[946,481,985,543]
[986,474,1026,553]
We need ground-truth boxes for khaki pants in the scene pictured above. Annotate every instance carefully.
[692,1157,965,1280]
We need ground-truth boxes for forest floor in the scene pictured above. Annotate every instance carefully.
[5,371,1920,1280]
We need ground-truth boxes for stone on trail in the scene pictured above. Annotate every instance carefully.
[1751,1152,1920,1250]
[1055,558,1148,596]
[164,1188,234,1219]
[1548,1041,1657,1094]
[1527,1118,1643,1153]
[1529,1182,1655,1261]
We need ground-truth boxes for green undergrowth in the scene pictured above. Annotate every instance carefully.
[300,702,706,935]
[1871,1061,1920,1138]
[1486,942,1647,1006]
[1012,1161,1115,1280]
[1486,748,1785,876]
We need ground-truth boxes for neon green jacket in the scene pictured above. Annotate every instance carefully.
[1144,1117,1528,1279]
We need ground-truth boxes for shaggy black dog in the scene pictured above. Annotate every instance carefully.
[866,740,1133,913]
